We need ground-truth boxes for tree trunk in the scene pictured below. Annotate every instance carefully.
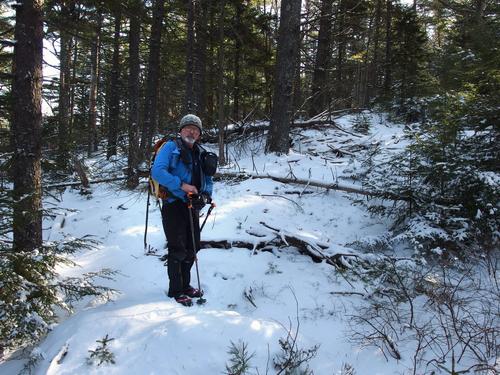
[368,0,382,100]
[334,0,347,108]
[384,0,393,95]
[309,0,333,117]
[140,0,165,159]
[232,0,242,121]
[217,0,226,166]
[69,2,80,137]
[107,10,121,159]
[88,8,102,156]
[292,35,302,116]
[127,0,141,188]
[353,19,372,108]
[69,37,77,138]
[263,0,275,115]
[194,0,209,124]
[265,0,302,154]
[204,1,216,128]
[11,0,43,252]
[57,0,73,170]
[185,0,195,112]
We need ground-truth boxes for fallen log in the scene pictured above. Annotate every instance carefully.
[46,176,128,189]
[214,171,411,202]
[214,171,373,197]
[200,239,256,250]
[71,157,90,188]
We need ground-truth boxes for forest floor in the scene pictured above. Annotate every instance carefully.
[2,112,495,375]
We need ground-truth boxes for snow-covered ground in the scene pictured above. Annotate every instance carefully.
[2,114,427,374]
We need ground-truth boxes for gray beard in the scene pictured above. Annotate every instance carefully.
[181,135,196,145]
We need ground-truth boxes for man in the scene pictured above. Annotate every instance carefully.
[151,114,213,306]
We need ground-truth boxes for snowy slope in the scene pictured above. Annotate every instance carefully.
[1,114,414,375]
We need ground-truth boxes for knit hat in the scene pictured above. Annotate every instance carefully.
[179,114,202,133]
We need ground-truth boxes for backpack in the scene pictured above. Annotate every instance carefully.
[200,148,218,176]
[148,137,170,200]
[148,138,218,201]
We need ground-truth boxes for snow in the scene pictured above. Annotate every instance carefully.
[4,114,493,374]
[1,178,396,374]
[478,171,500,188]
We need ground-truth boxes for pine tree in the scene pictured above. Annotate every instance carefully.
[126,0,142,188]
[266,0,302,154]
[309,0,333,117]
[140,0,165,158]
[11,0,44,252]
[55,0,74,171]
[106,8,121,159]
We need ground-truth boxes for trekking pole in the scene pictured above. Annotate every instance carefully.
[200,202,216,233]
[144,187,151,253]
[187,193,207,305]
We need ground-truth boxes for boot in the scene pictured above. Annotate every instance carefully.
[174,295,193,307]
[184,286,203,298]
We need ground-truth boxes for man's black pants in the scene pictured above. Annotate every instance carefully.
[161,200,200,298]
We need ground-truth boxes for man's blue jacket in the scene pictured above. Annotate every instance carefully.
[151,139,213,203]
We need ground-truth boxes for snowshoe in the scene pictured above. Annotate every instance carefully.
[184,286,204,298]
[174,295,193,307]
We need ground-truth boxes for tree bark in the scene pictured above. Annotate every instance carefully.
[140,0,165,158]
[263,0,273,115]
[107,10,121,159]
[292,33,302,116]
[11,0,43,252]
[205,1,216,127]
[185,0,195,112]
[217,0,226,166]
[194,0,209,123]
[69,3,80,138]
[352,20,371,108]
[127,0,141,188]
[335,0,347,107]
[368,0,382,100]
[232,0,243,121]
[69,37,77,138]
[265,0,302,154]
[384,0,393,95]
[309,0,333,117]
[57,0,73,171]
[88,7,102,156]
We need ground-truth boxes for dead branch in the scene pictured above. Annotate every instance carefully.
[260,194,304,212]
[259,221,339,265]
[204,115,363,143]
[330,291,365,296]
[327,144,356,157]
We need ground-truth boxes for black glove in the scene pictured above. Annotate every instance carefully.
[191,193,211,210]
[201,192,212,205]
